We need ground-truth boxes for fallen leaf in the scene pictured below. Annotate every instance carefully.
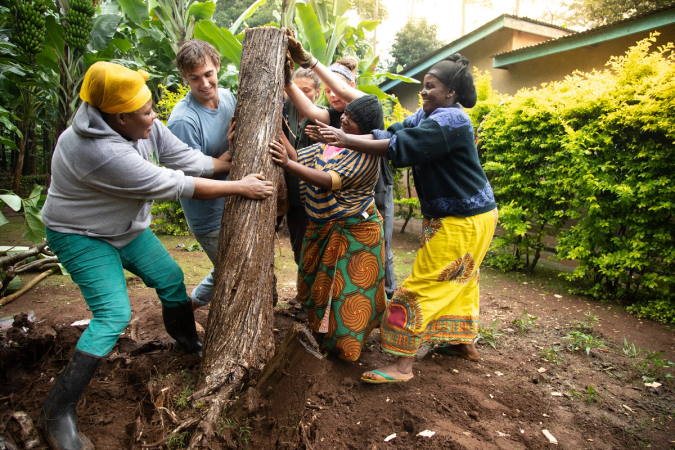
[551,392,563,397]
[384,433,396,442]
[494,371,504,376]
[538,368,547,373]
[622,404,634,413]
[452,369,459,373]
[645,382,662,389]
[70,319,91,327]
[496,431,510,437]
[554,294,562,298]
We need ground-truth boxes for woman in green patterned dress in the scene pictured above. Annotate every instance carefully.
[269,95,385,361]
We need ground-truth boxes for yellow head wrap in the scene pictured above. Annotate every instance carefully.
[80,62,152,114]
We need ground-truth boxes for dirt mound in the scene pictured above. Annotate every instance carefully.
[2,303,675,449]
[2,227,675,450]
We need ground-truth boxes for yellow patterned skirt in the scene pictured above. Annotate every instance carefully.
[380,208,498,358]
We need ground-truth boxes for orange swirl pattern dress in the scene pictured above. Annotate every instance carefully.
[296,143,385,361]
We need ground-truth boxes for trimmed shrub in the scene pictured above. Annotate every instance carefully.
[479,33,675,323]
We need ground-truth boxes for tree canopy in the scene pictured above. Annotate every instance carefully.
[540,0,675,28]
[581,0,674,25]
[388,18,443,72]
[351,0,388,20]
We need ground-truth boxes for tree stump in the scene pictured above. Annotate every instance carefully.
[188,27,287,449]
[226,323,328,448]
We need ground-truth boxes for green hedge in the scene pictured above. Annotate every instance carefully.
[477,34,675,323]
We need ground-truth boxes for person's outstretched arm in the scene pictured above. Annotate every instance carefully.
[314,121,389,157]
[192,174,274,200]
[309,59,364,103]
[285,82,331,124]
[269,141,332,190]
[287,34,364,104]
[280,133,298,162]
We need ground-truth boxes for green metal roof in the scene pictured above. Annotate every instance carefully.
[492,6,675,68]
[380,15,573,92]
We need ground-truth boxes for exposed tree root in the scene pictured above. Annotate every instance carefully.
[187,384,237,450]
[140,416,200,448]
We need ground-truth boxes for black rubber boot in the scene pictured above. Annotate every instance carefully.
[162,301,203,356]
[39,349,101,450]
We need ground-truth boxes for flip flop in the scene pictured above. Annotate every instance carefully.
[436,344,481,362]
[360,369,411,384]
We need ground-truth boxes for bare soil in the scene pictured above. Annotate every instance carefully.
[1,222,675,450]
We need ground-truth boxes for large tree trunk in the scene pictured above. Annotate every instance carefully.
[187,27,287,449]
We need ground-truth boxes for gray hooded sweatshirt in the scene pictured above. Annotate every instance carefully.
[43,102,214,248]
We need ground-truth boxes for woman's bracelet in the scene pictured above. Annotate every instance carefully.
[309,58,319,70]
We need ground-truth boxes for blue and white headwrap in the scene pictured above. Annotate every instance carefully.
[329,65,355,82]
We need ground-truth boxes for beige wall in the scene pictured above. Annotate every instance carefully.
[493,24,675,95]
[389,23,675,110]
[512,30,553,49]
[390,27,554,112]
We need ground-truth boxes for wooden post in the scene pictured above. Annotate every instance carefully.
[187,27,287,449]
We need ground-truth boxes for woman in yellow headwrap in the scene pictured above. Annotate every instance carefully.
[38,62,273,450]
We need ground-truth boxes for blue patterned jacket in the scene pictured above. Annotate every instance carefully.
[372,104,496,218]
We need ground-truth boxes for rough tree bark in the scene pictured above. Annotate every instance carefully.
[187,27,287,449]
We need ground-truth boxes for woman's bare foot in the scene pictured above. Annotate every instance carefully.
[439,343,480,361]
[361,357,415,383]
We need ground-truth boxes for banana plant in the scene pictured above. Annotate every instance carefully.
[0,185,46,243]
[293,0,409,100]
[193,0,268,69]
[40,1,120,137]
[149,0,216,54]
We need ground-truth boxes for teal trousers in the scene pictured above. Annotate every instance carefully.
[46,227,189,357]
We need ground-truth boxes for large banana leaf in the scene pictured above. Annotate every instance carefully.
[358,84,395,102]
[324,15,347,66]
[281,0,296,28]
[309,0,328,28]
[357,20,379,32]
[331,0,351,17]
[194,20,242,68]
[366,72,421,84]
[228,0,268,34]
[43,15,65,57]
[112,38,134,53]
[296,3,327,65]
[90,14,122,52]
[21,186,45,244]
[189,1,216,21]
[118,0,150,27]
[0,193,22,211]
